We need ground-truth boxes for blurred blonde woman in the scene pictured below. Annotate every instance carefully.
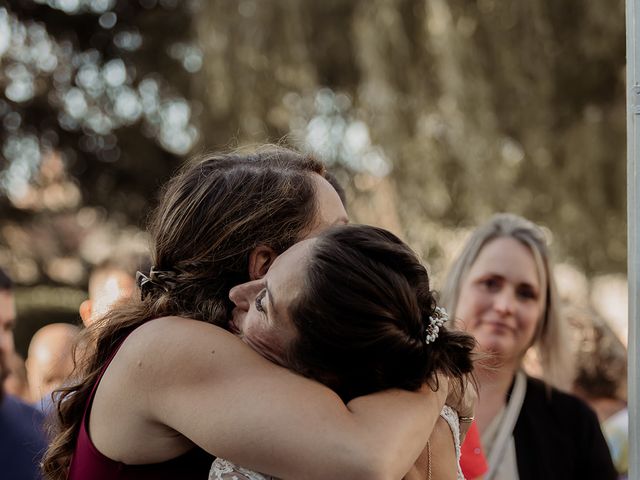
[443,213,616,480]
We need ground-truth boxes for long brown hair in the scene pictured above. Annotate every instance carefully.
[287,225,475,402]
[43,147,331,479]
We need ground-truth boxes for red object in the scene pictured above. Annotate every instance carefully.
[460,421,489,479]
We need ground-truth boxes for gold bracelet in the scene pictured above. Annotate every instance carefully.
[459,416,474,423]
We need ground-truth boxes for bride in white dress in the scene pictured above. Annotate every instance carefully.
[210,225,474,480]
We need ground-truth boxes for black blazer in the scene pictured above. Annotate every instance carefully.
[513,376,617,480]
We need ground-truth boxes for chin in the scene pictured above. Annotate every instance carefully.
[476,334,513,357]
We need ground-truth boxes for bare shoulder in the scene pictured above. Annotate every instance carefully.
[119,316,271,387]
[89,316,246,462]
[126,315,231,347]
[96,316,282,444]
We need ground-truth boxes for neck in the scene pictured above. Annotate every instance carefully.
[475,358,520,434]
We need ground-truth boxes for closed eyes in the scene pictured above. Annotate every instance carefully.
[255,289,267,313]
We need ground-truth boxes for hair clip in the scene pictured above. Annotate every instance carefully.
[136,267,175,300]
[425,306,448,344]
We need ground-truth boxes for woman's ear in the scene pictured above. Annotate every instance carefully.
[248,246,278,280]
[79,299,93,327]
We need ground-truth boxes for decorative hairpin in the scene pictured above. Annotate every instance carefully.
[425,306,448,344]
[136,266,176,300]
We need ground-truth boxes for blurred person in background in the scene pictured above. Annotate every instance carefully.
[26,323,80,412]
[4,350,31,401]
[79,260,139,327]
[570,306,628,480]
[443,213,616,480]
[0,267,48,480]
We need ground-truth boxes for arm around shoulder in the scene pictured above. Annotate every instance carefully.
[130,317,447,480]
[345,382,449,480]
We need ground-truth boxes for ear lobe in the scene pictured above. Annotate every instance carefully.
[79,299,92,327]
[249,246,278,280]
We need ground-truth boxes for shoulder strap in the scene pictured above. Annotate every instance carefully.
[439,405,465,480]
[485,370,527,480]
[82,334,132,421]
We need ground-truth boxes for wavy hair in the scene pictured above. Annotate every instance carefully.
[43,146,332,479]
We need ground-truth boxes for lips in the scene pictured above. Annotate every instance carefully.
[482,319,516,333]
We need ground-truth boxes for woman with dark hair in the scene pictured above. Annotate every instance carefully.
[44,147,470,480]
[212,224,475,480]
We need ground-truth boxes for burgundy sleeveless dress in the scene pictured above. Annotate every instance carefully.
[67,336,214,479]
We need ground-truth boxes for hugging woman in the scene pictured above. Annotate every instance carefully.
[44,147,474,480]
[213,224,475,479]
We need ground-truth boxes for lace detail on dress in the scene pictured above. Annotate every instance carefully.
[209,458,276,480]
[209,408,466,480]
[440,405,466,480]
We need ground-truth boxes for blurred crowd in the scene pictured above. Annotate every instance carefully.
[0,257,142,479]
[0,214,629,480]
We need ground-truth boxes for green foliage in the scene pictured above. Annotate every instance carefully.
[0,0,627,293]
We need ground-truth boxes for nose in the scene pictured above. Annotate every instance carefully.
[229,280,263,311]
[493,288,516,316]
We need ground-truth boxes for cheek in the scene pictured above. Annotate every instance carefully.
[518,304,542,340]
[0,333,13,353]
[455,289,489,330]
[242,322,289,365]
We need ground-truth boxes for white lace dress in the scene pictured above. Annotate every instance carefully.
[440,404,465,480]
[209,458,274,480]
[208,405,465,480]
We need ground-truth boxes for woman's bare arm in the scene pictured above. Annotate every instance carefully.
[403,417,459,480]
[108,317,447,480]
[343,383,447,480]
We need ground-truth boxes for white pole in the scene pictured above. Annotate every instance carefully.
[627,0,639,478]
